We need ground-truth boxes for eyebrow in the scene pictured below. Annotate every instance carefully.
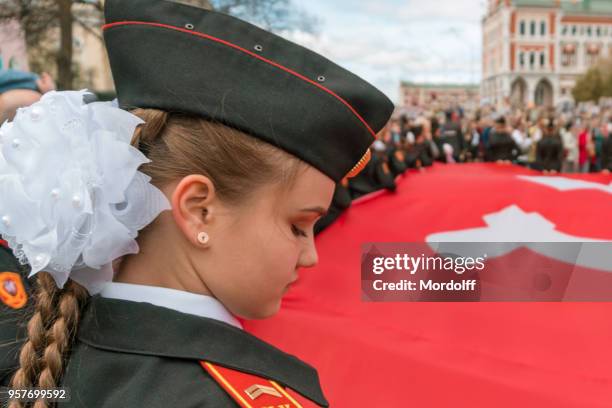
[300,206,329,216]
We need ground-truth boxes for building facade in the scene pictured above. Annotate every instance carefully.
[0,20,29,72]
[482,0,612,109]
[71,5,114,93]
[399,81,480,114]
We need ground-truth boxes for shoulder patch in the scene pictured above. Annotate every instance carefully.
[200,361,318,408]
[0,271,27,309]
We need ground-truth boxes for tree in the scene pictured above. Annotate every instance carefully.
[0,0,104,89]
[57,0,73,89]
[572,66,603,103]
[572,58,612,103]
[210,0,319,34]
[0,1,57,78]
[0,0,318,90]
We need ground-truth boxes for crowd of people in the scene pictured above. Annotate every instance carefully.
[313,103,612,234]
[379,105,612,175]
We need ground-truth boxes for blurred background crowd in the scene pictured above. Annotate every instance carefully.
[311,101,612,234]
[379,103,612,176]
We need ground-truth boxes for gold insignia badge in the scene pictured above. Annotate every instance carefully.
[245,384,283,400]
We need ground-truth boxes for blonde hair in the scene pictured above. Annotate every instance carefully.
[130,109,306,209]
[8,110,307,407]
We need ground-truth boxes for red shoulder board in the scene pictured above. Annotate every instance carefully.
[0,239,8,248]
[200,360,319,408]
[0,271,27,309]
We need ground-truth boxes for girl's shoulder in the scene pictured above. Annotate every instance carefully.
[61,295,328,407]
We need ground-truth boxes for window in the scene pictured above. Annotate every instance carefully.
[530,52,535,68]
[572,25,577,35]
[540,52,546,67]
[520,21,526,35]
[541,21,546,36]
[561,25,567,36]
[597,26,602,37]
[561,54,569,67]
[587,26,592,36]
[586,46,599,66]
[530,21,536,36]
[519,52,525,67]
[561,48,577,67]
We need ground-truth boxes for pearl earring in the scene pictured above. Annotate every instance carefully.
[197,231,209,244]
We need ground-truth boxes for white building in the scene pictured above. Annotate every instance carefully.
[482,0,612,109]
[399,81,480,114]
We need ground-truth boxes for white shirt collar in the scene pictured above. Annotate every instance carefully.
[99,282,243,330]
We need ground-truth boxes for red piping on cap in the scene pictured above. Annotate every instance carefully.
[102,20,376,138]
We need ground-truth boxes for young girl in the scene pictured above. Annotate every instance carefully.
[0,0,393,407]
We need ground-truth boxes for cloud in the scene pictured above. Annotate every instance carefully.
[284,0,487,104]
[360,0,486,23]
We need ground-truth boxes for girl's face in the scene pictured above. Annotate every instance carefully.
[178,165,335,320]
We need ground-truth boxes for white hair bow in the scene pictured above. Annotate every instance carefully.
[0,89,171,294]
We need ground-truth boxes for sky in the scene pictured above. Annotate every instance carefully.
[281,0,488,104]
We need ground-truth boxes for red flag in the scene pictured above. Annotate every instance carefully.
[245,163,612,407]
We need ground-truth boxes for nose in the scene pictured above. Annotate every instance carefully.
[298,240,319,268]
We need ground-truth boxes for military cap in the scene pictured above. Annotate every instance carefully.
[102,0,394,182]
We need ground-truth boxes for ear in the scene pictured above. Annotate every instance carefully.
[170,174,217,247]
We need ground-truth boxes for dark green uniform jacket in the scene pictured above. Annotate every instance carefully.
[0,248,329,407]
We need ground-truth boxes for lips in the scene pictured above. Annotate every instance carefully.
[283,276,299,293]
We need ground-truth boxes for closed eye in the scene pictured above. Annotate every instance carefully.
[291,224,308,238]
